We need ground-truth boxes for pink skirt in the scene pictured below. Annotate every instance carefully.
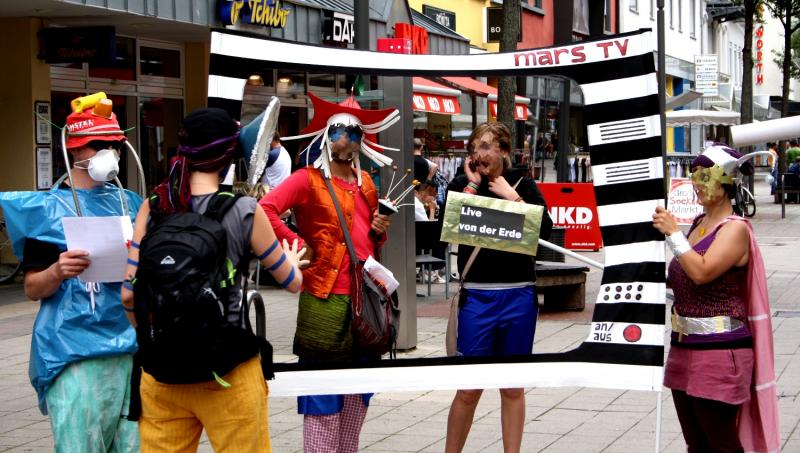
[664,346,754,405]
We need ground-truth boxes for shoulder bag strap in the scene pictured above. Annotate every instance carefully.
[323,178,358,266]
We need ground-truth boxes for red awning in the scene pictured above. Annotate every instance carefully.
[442,76,529,120]
[412,77,462,115]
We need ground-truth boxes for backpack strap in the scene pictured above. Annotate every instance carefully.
[204,191,242,222]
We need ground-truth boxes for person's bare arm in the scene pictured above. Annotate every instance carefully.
[251,205,307,293]
[426,162,439,181]
[653,207,749,285]
[24,250,90,301]
[675,221,749,285]
[121,203,150,326]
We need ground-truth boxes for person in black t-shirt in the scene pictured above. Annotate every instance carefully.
[413,137,438,182]
[444,121,552,453]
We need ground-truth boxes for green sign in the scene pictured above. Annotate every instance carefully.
[440,191,544,256]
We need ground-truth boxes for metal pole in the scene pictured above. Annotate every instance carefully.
[557,79,571,182]
[657,0,667,202]
[655,390,663,453]
[354,0,369,51]
[655,4,666,453]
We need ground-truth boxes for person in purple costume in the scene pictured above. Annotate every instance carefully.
[652,144,777,453]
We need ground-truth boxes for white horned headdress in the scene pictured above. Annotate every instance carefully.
[282,92,400,185]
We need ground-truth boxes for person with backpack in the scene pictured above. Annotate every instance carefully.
[259,92,398,453]
[0,94,142,451]
[122,108,306,452]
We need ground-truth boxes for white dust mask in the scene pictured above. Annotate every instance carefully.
[76,148,120,182]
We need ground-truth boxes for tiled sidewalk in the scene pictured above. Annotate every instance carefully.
[1,176,799,452]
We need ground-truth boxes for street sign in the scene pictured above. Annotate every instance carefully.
[694,55,718,97]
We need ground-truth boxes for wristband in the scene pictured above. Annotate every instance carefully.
[666,231,691,257]
[514,196,523,202]
[463,186,477,194]
[467,181,479,191]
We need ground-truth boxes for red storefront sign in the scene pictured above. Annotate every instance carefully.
[412,93,461,114]
[393,23,429,55]
[538,183,603,251]
[377,38,411,54]
[489,101,528,120]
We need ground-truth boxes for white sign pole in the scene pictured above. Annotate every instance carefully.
[654,390,664,453]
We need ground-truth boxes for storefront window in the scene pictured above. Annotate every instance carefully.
[276,70,306,97]
[88,36,136,81]
[139,97,183,190]
[140,46,181,78]
[336,74,358,98]
[51,62,83,70]
[309,73,335,93]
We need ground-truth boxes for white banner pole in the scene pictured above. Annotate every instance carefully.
[539,238,605,270]
[654,389,663,453]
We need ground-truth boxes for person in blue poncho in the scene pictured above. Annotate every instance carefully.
[0,94,142,452]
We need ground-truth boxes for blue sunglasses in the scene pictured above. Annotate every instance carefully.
[328,124,363,143]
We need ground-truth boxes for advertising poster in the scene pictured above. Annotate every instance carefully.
[667,178,702,225]
[538,183,603,250]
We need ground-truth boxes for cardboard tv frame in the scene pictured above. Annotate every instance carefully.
[208,28,667,397]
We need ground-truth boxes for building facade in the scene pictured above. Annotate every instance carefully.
[0,0,469,192]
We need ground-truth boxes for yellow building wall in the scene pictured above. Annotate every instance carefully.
[0,18,51,191]
[407,0,496,51]
[185,42,210,113]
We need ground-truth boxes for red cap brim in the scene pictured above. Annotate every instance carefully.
[301,92,397,143]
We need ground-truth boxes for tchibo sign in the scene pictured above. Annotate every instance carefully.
[323,11,355,45]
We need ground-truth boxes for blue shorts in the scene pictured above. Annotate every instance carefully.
[457,286,538,356]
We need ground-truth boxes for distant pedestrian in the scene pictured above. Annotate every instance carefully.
[262,131,292,189]
[413,137,438,182]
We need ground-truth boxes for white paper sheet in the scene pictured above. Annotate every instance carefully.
[62,216,129,283]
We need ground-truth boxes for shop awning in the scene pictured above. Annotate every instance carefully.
[412,77,462,115]
[442,76,530,120]
[665,109,740,127]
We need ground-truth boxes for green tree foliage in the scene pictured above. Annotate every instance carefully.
[761,0,800,117]
[772,30,799,80]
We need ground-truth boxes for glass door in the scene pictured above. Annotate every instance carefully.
[139,97,183,191]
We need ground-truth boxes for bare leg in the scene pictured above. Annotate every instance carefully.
[499,388,525,453]
[445,389,483,453]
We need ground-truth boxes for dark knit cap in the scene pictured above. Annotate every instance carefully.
[178,108,238,147]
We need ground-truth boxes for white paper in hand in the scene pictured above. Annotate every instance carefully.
[363,256,400,295]
[62,216,129,283]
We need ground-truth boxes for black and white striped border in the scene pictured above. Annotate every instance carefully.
[208,29,666,396]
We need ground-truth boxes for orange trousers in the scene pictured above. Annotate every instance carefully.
[139,356,271,453]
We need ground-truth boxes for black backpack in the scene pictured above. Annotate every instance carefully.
[133,192,263,384]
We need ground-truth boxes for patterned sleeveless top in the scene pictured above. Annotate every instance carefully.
[668,215,748,321]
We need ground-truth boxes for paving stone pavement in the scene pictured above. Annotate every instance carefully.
[1,173,798,452]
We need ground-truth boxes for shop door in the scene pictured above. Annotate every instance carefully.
[50,92,134,188]
[278,106,306,168]
[139,97,183,191]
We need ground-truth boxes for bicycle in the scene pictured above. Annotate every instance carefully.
[734,175,756,218]
[0,210,21,283]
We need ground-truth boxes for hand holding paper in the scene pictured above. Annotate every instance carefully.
[61,216,130,283]
[53,249,91,280]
